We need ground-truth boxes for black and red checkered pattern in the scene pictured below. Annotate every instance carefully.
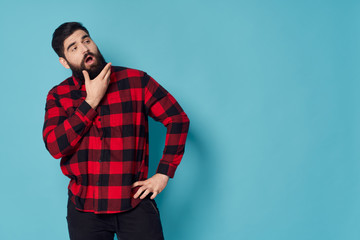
[42,66,189,213]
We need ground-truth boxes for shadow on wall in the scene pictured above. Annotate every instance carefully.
[148,118,216,239]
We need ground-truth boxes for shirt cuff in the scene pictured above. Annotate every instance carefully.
[76,100,98,122]
[156,163,177,178]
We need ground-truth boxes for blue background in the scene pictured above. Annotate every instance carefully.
[0,0,359,239]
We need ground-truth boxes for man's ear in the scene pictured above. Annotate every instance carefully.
[59,57,70,69]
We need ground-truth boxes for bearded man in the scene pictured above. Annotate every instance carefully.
[42,22,189,240]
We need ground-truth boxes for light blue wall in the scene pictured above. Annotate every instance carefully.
[0,0,359,239]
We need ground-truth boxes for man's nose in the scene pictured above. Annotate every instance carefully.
[80,43,89,54]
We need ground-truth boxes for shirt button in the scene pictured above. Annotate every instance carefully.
[96,182,100,186]
[99,159,102,162]
[98,118,101,121]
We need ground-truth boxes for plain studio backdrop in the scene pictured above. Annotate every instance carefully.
[0,0,359,239]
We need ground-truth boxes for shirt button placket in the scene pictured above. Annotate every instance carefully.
[95,114,102,210]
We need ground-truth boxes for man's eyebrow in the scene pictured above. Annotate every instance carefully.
[66,41,76,52]
[66,34,90,52]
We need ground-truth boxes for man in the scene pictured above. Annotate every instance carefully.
[42,22,189,240]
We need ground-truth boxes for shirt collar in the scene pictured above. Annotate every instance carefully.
[72,75,83,90]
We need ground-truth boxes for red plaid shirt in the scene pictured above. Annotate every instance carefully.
[42,66,189,213]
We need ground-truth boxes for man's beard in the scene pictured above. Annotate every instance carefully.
[68,49,107,82]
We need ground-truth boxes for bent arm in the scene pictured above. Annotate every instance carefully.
[144,73,190,178]
[42,89,97,159]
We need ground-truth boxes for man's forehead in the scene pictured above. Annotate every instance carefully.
[64,30,89,47]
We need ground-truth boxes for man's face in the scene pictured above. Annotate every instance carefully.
[60,29,106,81]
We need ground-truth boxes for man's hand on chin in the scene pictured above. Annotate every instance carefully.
[132,173,170,200]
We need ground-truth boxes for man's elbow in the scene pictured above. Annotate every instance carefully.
[183,113,190,124]
[44,142,63,159]
[43,134,65,159]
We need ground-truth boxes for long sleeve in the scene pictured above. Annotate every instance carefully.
[42,88,98,159]
[143,73,190,178]
[44,67,189,213]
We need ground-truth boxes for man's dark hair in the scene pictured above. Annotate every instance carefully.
[52,22,89,58]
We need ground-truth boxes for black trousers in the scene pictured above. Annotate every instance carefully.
[66,197,164,240]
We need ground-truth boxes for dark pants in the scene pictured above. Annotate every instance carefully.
[66,197,164,240]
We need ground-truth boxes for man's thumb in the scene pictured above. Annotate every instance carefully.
[82,70,90,82]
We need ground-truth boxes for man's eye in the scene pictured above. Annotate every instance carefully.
[85,40,90,44]
[71,47,77,52]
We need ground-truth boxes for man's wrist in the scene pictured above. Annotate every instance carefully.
[85,98,98,109]
[156,173,169,180]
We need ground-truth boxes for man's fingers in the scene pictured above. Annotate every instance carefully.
[104,67,111,83]
[132,181,145,188]
[150,192,157,200]
[133,191,140,199]
[133,186,146,199]
[98,62,112,79]
[82,70,90,82]
[139,189,150,199]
